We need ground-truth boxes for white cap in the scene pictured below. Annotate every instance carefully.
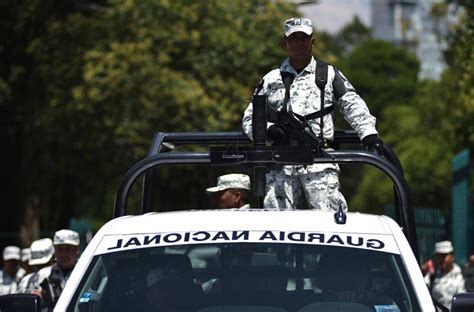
[206,174,251,193]
[434,240,454,254]
[53,229,80,246]
[3,246,20,261]
[21,248,31,262]
[284,17,313,37]
[29,238,54,266]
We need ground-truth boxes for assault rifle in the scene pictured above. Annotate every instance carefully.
[266,103,325,152]
[40,277,62,311]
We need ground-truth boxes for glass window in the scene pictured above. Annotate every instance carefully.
[68,243,420,312]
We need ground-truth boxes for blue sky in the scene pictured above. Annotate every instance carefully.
[299,0,371,34]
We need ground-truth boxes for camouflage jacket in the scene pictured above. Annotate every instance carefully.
[429,263,466,309]
[0,269,18,295]
[463,264,474,292]
[17,266,51,294]
[242,57,378,175]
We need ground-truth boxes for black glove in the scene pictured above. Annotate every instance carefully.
[362,134,384,155]
[267,124,289,146]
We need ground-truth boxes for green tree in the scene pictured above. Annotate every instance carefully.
[349,1,473,212]
[341,39,419,119]
[7,0,298,228]
[337,40,420,212]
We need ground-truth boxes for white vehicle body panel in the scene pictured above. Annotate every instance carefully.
[55,210,435,311]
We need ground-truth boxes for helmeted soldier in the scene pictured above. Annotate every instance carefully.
[32,229,80,310]
[206,174,251,209]
[0,246,21,295]
[17,238,55,294]
[425,240,466,309]
[242,17,381,211]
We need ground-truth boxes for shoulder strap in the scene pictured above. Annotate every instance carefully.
[316,59,328,89]
[279,65,333,122]
[253,79,265,95]
[280,71,295,112]
[315,60,328,140]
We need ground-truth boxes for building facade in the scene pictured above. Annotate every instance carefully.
[371,0,456,80]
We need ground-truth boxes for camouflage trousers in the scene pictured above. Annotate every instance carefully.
[263,168,348,211]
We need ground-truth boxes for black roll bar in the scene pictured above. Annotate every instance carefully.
[113,133,418,258]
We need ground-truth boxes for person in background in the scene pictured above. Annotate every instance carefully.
[19,248,33,277]
[0,246,21,295]
[17,238,55,294]
[462,254,474,292]
[32,229,80,310]
[206,174,251,209]
[424,240,466,309]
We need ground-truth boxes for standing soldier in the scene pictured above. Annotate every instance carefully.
[32,229,80,311]
[0,246,21,295]
[425,240,466,309]
[242,17,381,211]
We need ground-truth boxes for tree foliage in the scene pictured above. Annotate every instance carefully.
[341,39,419,118]
[1,0,471,234]
[345,2,473,212]
[2,0,298,229]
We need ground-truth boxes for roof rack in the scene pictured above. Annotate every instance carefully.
[113,96,417,257]
[112,129,418,258]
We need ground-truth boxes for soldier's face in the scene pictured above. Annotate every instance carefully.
[214,190,239,209]
[2,259,19,276]
[54,244,79,270]
[284,32,314,60]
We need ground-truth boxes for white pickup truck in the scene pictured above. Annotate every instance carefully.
[1,130,472,312]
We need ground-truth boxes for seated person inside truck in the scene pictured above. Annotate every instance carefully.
[314,248,399,311]
[206,174,251,209]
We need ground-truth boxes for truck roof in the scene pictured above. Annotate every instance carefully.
[104,209,396,236]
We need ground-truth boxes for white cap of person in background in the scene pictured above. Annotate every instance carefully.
[29,238,54,266]
[53,229,80,247]
[434,240,454,254]
[21,248,31,263]
[206,174,251,209]
[53,229,80,272]
[3,246,20,261]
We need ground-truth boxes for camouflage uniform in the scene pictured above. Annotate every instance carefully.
[0,246,21,295]
[37,264,73,301]
[0,270,18,295]
[17,266,52,293]
[463,262,474,292]
[428,264,466,309]
[242,57,377,210]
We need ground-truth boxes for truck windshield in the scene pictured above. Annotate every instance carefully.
[68,243,420,312]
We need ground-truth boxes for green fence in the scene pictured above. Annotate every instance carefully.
[385,205,448,262]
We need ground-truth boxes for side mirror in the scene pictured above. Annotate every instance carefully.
[451,292,474,312]
[0,294,41,312]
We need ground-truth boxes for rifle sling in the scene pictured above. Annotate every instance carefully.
[280,60,330,133]
[315,60,328,140]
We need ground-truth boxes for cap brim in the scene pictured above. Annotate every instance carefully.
[285,27,313,37]
[206,186,226,194]
[54,241,79,247]
[3,256,20,261]
[434,248,453,254]
[29,254,53,266]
